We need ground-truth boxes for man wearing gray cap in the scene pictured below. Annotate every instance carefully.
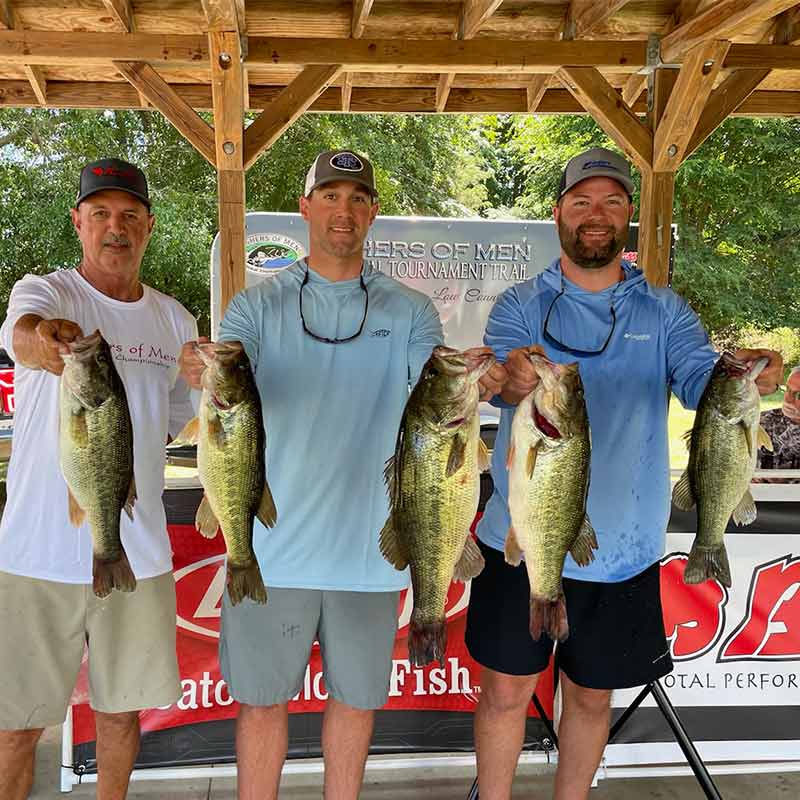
[180,149,468,799]
[0,158,197,799]
[466,147,784,799]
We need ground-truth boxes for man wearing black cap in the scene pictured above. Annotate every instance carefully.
[180,149,461,800]
[465,147,784,799]
[0,158,197,799]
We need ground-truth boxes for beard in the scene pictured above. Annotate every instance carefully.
[783,401,800,422]
[558,219,629,270]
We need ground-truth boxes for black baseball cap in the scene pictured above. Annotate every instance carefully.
[76,158,151,210]
[558,147,634,200]
[304,150,377,199]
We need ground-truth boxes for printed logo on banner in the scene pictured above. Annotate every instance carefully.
[718,555,800,663]
[661,553,728,662]
[0,369,14,415]
[245,233,305,275]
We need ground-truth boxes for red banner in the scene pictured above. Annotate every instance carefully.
[0,369,13,415]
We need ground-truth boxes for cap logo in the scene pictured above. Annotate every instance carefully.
[90,166,137,179]
[330,152,363,172]
[582,159,619,172]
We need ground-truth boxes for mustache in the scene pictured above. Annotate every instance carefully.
[576,224,615,235]
[103,234,131,247]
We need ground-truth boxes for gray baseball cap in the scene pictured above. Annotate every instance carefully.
[76,158,151,209]
[304,149,377,199]
[558,147,634,199]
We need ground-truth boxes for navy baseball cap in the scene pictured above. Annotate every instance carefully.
[76,158,151,209]
[304,150,377,199]
[558,147,634,199]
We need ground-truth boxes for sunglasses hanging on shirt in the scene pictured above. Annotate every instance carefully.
[299,267,370,344]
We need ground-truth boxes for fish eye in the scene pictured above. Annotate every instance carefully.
[427,367,439,378]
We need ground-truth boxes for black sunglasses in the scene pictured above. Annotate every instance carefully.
[299,268,369,344]
[542,281,616,357]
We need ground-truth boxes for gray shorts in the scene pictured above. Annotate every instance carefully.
[0,570,180,729]
[219,587,400,710]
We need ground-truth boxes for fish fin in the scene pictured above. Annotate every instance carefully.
[207,414,225,448]
[446,432,467,478]
[195,495,220,539]
[505,443,515,471]
[671,471,696,511]
[758,425,773,453]
[504,526,523,566]
[454,535,485,582]
[256,483,277,529]
[123,476,137,521]
[226,561,267,606]
[684,542,731,588]
[93,547,136,599]
[67,489,86,527]
[379,517,408,571]
[172,416,200,446]
[477,438,491,472]
[526,445,538,480]
[385,412,407,507]
[742,422,756,459]
[383,454,399,507]
[732,489,757,526]
[530,594,568,643]
[681,428,693,452]
[408,617,447,668]
[569,516,598,567]
[69,409,89,448]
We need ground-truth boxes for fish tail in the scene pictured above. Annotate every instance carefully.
[408,618,447,668]
[529,594,569,643]
[684,542,732,588]
[93,548,136,598]
[226,561,268,606]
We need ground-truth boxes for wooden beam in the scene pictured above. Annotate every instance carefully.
[638,169,675,287]
[526,74,549,112]
[662,0,799,62]
[685,68,771,158]
[622,73,647,107]
[725,43,800,69]
[773,8,800,44]
[201,0,245,32]
[23,65,46,105]
[245,37,648,72]
[436,72,455,112]
[218,169,245,314]
[563,1,629,41]
[558,66,653,170]
[243,64,341,170]
[0,0,13,30]
[101,0,135,33]
[648,68,678,132]
[653,40,729,171]
[459,0,504,40]
[341,72,353,112]
[115,61,217,167]
[352,0,375,38]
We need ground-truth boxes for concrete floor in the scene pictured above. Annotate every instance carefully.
[29,726,800,799]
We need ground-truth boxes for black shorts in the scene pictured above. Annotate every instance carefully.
[465,539,673,690]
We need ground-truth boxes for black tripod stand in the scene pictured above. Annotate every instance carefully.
[465,679,723,799]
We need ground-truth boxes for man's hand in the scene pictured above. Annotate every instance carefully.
[14,316,84,375]
[476,347,508,402]
[179,336,210,389]
[501,345,546,405]
[733,348,784,396]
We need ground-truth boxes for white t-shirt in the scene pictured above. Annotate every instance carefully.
[0,269,197,583]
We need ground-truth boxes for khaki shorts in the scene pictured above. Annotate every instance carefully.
[0,570,181,729]
[219,587,400,711]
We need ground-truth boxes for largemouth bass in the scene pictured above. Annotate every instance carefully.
[672,353,772,587]
[175,341,276,605]
[60,330,136,598]
[506,355,595,642]
[380,346,494,667]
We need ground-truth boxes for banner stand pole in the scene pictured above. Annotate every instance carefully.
[465,679,724,800]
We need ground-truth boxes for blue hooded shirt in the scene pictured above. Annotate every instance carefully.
[478,259,718,583]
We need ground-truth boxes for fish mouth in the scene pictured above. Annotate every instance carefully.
[65,330,103,361]
[431,346,495,381]
[196,340,244,367]
[533,407,562,439]
[718,352,770,382]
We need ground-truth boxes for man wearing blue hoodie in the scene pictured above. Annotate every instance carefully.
[465,147,784,800]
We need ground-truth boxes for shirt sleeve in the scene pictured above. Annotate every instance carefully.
[408,298,444,386]
[218,289,260,368]
[665,294,718,411]
[168,315,200,439]
[0,274,64,361]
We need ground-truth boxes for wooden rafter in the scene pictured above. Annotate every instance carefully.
[23,65,45,105]
[243,64,342,170]
[725,44,800,68]
[621,73,647,106]
[557,66,653,170]
[459,0,504,40]
[662,0,800,62]
[653,40,730,171]
[352,0,375,38]
[115,61,217,166]
[526,74,549,113]
[563,1,630,41]
[341,72,353,112]
[773,7,800,43]
[101,0,135,33]
[436,73,455,112]
[684,68,771,158]
[0,0,13,30]
[201,0,246,32]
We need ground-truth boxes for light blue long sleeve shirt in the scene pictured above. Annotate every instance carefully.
[478,259,718,583]
[218,260,443,591]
